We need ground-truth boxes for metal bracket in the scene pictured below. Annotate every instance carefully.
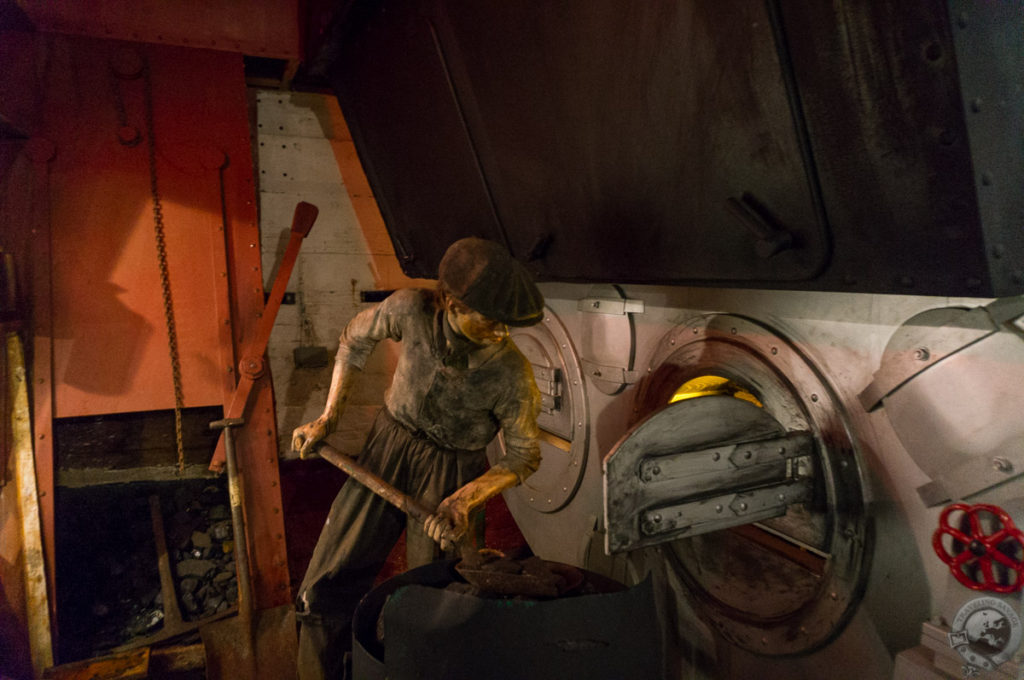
[577,297,644,315]
[581,359,641,388]
[917,448,1024,506]
[640,480,813,538]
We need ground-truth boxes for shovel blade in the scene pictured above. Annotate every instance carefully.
[201,605,298,680]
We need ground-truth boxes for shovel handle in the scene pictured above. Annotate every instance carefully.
[313,441,461,545]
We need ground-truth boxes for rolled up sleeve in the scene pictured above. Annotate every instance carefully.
[335,291,408,369]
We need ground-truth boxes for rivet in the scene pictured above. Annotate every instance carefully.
[981,172,993,186]
[743,451,752,460]
[529,497,535,502]
[730,328,737,335]
[652,465,661,476]
[830,592,838,600]
[712,452,720,462]
[914,347,930,361]
[738,502,748,511]
[692,328,698,334]
[900,276,915,288]
[670,339,676,345]
[771,347,778,355]
[810,394,819,402]
[993,244,1006,259]
[715,505,723,513]
[778,447,786,455]
[970,97,983,113]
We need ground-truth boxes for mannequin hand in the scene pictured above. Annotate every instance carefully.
[291,416,331,459]
[424,495,472,550]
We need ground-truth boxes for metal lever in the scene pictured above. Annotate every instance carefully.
[727,193,794,258]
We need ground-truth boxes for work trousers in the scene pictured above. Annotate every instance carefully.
[295,408,487,680]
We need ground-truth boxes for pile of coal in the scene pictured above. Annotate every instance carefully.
[452,550,583,598]
[166,483,238,619]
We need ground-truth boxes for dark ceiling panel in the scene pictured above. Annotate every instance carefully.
[325,0,1020,296]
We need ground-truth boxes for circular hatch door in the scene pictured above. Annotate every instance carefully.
[603,313,870,656]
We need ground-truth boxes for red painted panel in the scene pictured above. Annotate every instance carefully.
[17,0,300,59]
[2,33,291,613]
[34,39,239,417]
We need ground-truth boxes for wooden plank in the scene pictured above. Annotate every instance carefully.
[42,647,149,680]
[25,135,58,654]
[9,330,55,674]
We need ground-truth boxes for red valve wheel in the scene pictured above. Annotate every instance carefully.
[932,503,1024,594]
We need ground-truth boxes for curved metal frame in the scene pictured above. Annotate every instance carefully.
[630,312,871,656]
[493,308,590,513]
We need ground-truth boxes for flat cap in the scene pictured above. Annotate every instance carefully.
[438,238,544,327]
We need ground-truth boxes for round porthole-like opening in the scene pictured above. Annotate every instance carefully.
[607,313,870,656]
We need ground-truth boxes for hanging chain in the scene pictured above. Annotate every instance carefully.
[138,56,186,472]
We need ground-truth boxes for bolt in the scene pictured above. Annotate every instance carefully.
[993,457,1014,474]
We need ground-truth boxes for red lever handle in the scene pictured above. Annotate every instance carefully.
[291,201,318,237]
[932,503,1024,594]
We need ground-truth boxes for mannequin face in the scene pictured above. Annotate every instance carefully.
[444,296,508,346]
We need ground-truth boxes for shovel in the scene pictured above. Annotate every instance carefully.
[200,418,298,680]
[312,441,582,599]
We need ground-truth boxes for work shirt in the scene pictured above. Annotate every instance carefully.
[336,288,542,482]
